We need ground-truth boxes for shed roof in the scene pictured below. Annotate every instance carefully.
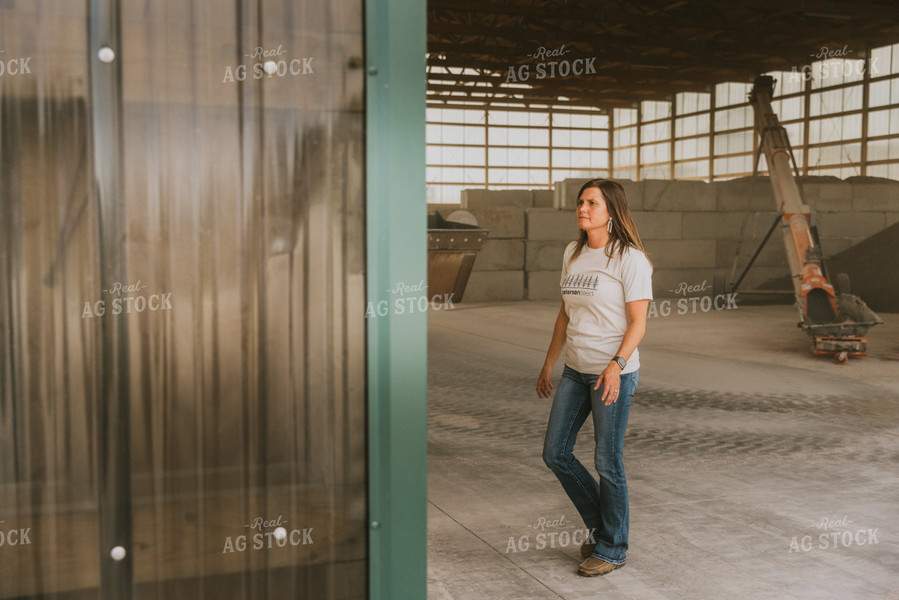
[427,0,899,109]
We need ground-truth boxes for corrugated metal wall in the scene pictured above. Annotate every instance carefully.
[0,1,367,598]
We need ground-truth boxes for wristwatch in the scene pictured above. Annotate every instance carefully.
[612,355,627,370]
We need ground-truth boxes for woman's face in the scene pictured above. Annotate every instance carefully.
[576,186,610,233]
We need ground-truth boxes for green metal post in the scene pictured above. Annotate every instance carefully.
[365,0,427,598]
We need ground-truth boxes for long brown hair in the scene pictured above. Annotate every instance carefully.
[569,178,650,265]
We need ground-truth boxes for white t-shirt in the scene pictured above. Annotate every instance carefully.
[560,241,653,374]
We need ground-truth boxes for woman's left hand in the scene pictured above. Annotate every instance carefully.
[593,363,622,406]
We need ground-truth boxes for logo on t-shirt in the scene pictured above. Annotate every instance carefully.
[561,273,598,296]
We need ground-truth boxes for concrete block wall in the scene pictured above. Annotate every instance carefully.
[461,189,553,210]
[447,176,899,302]
[452,189,558,301]
[526,209,579,301]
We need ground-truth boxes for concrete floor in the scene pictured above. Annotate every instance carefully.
[427,301,899,600]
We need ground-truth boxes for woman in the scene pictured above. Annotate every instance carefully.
[537,178,652,577]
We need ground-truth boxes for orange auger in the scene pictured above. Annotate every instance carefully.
[749,76,882,364]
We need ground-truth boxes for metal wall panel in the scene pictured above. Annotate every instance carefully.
[364,0,428,597]
[0,1,367,598]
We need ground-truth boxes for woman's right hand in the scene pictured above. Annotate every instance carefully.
[538,301,567,399]
[536,364,554,399]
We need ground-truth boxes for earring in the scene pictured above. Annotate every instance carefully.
[607,218,613,233]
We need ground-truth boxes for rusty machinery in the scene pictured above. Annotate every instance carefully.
[736,75,883,364]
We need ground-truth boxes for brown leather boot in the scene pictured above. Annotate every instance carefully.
[578,556,625,577]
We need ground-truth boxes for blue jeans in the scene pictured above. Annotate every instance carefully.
[542,365,637,565]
